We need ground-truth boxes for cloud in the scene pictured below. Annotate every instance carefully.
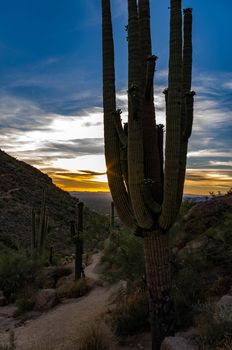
[0,69,231,194]
[209,161,232,167]
[0,93,54,132]
[37,138,104,158]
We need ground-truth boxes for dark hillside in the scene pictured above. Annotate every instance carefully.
[0,150,108,253]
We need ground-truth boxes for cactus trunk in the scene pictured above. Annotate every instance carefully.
[143,233,175,349]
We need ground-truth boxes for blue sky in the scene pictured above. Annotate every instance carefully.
[0,0,231,193]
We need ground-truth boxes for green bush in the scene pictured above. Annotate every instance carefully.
[0,249,41,300]
[172,250,214,328]
[15,284,37,315]
[110,286,149,337]
[101,229,145,283]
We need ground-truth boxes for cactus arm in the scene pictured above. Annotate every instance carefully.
[176,8,194,210]
[138,0,152,86]
[128,0,141,87]
[157,124,164,190]
[102,0,135,228]
[182,8,193,94]
[127,0,154,229]
[113,110,127,148]
[159,0,183,230]
[142,57,163,205]
[144,55,157,99]
[183,91,195,140]
[138,1,163,205]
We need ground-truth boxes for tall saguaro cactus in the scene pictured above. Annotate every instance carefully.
[102,0,194,348]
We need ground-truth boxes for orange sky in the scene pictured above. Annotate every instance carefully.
[50,168,232,195]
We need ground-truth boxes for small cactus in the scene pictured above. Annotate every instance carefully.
[31,191,49,259]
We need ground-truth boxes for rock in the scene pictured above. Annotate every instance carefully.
[161,336,198,350]
[176,327,199,340]
[34,289,59,311]
[216,295,232,309]
[183,196,232,235]
[215,295,232,321]
[184,237,208,251]
[0,304,17,317]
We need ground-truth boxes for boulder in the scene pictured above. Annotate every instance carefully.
[161,336,198,350]
[34,289,59,311]
[215,295,232,321]
[216,295,232,309]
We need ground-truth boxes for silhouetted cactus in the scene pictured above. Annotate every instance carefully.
[102,0,195,348]
[71,202,85,281]
[31,191,49,259]
[110,201,115,229]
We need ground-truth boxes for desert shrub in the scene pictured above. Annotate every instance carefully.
[110,285,149,337]
[0,233,18,250]
[101,229,145,283]
[198,305,232,349]
[16,297,35,315]
[180,200,195,216]
[0,248,41,300]
[172,251,213,328]
[172,209,232,328]
[15,284,37,315]
[76,323,110,350]
[51,266,72,281]
[35,266,72,289]
[83,207,109,251]
[57,278,90,298]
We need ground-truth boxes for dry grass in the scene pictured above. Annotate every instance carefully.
[74,322,111,350]
[57,278,91,298]
[27,321,112,350]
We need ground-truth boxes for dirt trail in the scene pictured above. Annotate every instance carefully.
[0,252,114,350]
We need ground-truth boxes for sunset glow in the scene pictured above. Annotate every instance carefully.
[0,1,231,196]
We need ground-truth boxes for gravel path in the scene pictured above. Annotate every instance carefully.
[0,253,114,350]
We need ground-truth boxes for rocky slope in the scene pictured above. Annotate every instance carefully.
[0,150,107,253]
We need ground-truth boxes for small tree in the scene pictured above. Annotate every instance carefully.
[102,1,195,348]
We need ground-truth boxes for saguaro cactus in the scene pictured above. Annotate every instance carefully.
[102,0,194,348]
[31,191,49,259]
[71,202,85,281]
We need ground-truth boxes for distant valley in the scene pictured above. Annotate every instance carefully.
[70,191,207,216]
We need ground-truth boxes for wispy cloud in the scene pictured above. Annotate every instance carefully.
[0,70,231,194]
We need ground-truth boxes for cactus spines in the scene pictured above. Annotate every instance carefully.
[102,0,194,346]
